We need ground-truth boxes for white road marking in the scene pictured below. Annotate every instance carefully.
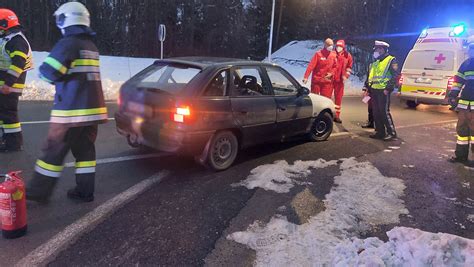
[22,118,115,125]
[64,152,168,168]
[15,170,169,267]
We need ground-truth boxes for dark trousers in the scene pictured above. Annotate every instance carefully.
[27,124,98,200]
[455,109,474,160]
[0,94,23,149]
[367,98,374,124]
[371,89,397,137]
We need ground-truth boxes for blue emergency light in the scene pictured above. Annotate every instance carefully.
[450,23,467,37]
[420,28,428,38]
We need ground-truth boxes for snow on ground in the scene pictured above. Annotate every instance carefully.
[229,157,474,266]
[271,40,365,96]
[334,227,474,266]
[232,159,339,193]
[21,51,155,100]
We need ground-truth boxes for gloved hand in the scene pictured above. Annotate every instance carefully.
[448,97,458,109]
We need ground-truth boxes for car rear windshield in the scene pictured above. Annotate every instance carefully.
[128,63,201,94]
[404,50,455,71]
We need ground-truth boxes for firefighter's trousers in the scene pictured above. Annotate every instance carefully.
[0,94,23,149]
[27,124,98,200]
[455,109,474,160]
[371,89,397,137]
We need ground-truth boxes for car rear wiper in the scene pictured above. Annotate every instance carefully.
[423,67,437,70]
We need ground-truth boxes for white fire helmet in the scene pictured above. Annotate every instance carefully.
[54,2,90,30]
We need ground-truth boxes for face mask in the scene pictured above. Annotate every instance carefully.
[60,28,66,35]
[336,46,343,53]
[326,45,334,51]
[373,52,380,59]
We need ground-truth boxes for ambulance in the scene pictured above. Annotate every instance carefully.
[398,24,473,108]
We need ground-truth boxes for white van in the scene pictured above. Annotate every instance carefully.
[399,25,473,108]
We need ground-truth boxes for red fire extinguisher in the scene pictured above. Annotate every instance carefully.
[0,172,27,239]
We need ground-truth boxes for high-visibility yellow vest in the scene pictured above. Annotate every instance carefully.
[0,32,33,71]
[368,55,395,90]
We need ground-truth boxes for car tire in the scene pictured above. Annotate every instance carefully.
[406,100,419,109]
[308,112,333,142]
[127,134,141,148]
[206,131,239,171]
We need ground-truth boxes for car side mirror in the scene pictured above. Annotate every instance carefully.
[298,87,310,96]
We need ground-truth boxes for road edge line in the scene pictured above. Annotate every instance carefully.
[15,170,169,267]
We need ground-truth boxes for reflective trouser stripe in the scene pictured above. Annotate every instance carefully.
[457,135,470,145]
[2,123,21,133]
[35,160,64,178]
[76,167,96,174]
[75,161,96,174]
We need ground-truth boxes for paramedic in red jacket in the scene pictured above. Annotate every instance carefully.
[303,38,337,98]
[333,40,353,123]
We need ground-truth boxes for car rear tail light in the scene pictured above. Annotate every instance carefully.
[172,105,193,123]
[447,76,454,90]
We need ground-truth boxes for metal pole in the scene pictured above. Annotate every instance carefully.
[268,0,276,62]
[161,41,164,60]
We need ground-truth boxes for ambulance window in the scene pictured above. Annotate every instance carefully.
[404,51,455,71]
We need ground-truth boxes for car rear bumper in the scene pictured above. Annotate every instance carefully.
[397,92,449,105]
[115,112,213,155]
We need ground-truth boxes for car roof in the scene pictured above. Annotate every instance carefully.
[153,56,280,70]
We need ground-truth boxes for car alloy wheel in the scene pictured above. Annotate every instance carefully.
[308,112,333,142]
[207,131,238,171]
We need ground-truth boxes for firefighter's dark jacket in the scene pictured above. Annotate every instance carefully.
[450,57,474,110]
[0,27,33,95]
[39,26,107,126]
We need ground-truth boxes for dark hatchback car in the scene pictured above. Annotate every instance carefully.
[115,57,335,170]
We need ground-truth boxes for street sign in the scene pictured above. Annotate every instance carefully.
[158,24,166,42]
[158,24,166,59]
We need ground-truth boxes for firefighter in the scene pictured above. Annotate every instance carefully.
[0,9,33,152]
[448,38,474,164]
[26,2,107,203]
[303,38,337,98]
[333,40,353,123]
[364,41,399,141]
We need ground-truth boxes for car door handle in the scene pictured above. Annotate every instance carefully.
[277,106,287,112]
[238,110,248,114]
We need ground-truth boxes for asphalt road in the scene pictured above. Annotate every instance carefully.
[1,96,472,266]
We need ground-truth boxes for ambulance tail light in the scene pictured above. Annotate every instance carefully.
[447,76,455,90]
[397,75,404,87]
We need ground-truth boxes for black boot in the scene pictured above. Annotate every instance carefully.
[25,175,57,204]
[361,121,374,129]
[67,188,94,202]
[447,156,468,164]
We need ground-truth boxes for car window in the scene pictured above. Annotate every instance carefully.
[231,67,272,96]
[129,63,201,94]
[266,67,298,96]
[203,71,228,97]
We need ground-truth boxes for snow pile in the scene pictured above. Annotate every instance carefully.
[232,159,338,193]
[228,158,409,266]
[271,40,367,96]
[333,227,474,266]
[20,51,155,100]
